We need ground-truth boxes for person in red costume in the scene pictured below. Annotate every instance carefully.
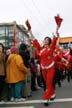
[28,26,59,106]
[53,46,66,88]
[25,18,62,106]
[66,48,72,82]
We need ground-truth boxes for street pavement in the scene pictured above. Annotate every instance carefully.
[0,79,72,108]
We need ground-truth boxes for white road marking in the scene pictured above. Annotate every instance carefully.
[0,98,72,105]
[5,106,34,108]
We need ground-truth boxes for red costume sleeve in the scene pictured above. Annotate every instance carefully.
[34,48,40,59]
[50,36,58,50]
[33,39,42,51]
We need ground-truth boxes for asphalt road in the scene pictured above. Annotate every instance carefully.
[0,79,72,108]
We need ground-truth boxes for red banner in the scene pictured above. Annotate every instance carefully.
[54,14,63,27]
[25,19,31,31]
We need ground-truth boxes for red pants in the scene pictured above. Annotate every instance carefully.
[42,66,55,100]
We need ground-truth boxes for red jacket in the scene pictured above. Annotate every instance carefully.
[33,36,57,67]
[53,46,66,71]
[67,55,72,70]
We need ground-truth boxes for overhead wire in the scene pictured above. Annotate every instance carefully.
[22,0,45,27]
[31,0,48,26]
[31,0,53,37]
[21,0,52,39]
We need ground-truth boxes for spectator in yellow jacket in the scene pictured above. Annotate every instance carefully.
[6,46,29,101]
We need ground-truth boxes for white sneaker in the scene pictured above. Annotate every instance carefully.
[10,97,15,101]
[36,86,41,89]
[43,100,49,106]
[15,98,26,102]
[51,94,56,98]
[0,100,5,104]
[50,94,56,100]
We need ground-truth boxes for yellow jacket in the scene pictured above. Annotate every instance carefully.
[6,54,28,83]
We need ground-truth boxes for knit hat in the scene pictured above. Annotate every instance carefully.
[10,46,17,53]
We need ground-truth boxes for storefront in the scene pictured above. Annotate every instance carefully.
[59,37,72,49]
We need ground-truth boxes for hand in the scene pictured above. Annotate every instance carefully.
[56,25,59,34]
[57,32,59,37]
[29,30,35,40]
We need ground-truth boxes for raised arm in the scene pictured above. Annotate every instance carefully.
[29,30,35,40]
[29,30,42,51]
[55,25,60,37]
[50,25,59,49]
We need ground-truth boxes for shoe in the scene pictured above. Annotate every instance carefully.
[44,101,49,106]
[31,88,38,91]
[27,94,32,97]
[36,86,41,89]
[15,98,26,101]
[20,98,26,101]
[0,100,5,104]
[10,97,15,101]
[50,94,56,100]
[22,96,26,98]
[44,102,49,106]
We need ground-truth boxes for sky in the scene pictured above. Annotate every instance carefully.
[0,0,72,42]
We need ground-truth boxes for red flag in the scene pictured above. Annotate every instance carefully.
[54,14,63,27]
[25,19,31,31]
[13,24,16,46]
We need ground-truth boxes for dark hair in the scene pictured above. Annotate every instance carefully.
[70,49,72,56]
[19,43,27,51]
[30,57,35,65]
[19,43,30,67]
[0,43,4,52]
[44,36,52,45]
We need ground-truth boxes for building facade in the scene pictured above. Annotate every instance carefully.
[0,21,29,47]
[59,37,72,49]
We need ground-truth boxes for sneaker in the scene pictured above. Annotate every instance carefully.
[50,94,56,100]
[27,94,32,97]
[0,100,5,104]
[43,100,49,106]
[15,98,26,102]
[10,97,15,101]
[31,88,38,91]
[36,86,41,89]
[20,98,26,101]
